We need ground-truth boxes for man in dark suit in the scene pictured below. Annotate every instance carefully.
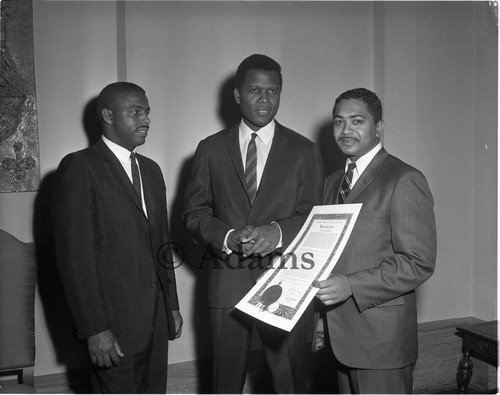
[183,54,324,393]
[314,88,436,393]
[52,82,183,393]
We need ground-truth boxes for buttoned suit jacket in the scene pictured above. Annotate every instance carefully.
[52,139,179,356]
[322,148,436,369]
[183,121,324,308]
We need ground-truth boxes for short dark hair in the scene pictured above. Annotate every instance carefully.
[96,82,146,121]
[235,54,282,90]
[333,88,383,123]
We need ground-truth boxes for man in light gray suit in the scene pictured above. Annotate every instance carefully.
[314,88,436,394]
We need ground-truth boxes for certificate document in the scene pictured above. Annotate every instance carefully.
[235,204,362,332]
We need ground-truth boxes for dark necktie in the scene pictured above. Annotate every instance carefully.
[130,152,143,206]
[245,133,258,204]
[339,162,356,203]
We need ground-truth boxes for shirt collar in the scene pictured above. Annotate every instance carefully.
[346,142,382,174]
[102,135,137,162]
[239,119,275,145]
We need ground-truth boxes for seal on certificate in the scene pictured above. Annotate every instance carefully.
[258,281,283,312]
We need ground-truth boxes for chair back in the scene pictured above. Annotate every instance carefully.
[0,229,37,390]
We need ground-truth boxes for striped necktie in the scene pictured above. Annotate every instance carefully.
[339,162,356,203]
[130,152,143,206]
[245,133,258,204]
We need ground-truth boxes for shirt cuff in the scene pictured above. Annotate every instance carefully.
[222,229,235,255]
[271,221,283,249]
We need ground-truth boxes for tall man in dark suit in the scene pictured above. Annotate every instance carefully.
[314,88,436,393]
[183,54,324,393]
[52,82,183,394]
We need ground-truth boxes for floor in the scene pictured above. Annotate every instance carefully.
[32,348,336,394]
[19,349,491,394]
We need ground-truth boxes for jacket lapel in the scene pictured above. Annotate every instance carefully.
[345,148,389,203]
[225,124,249,199]
[323,171,343,205]
[225,121,290,206]
[136,155,155,221]
[251,122,288,207]
[96,139,147,218]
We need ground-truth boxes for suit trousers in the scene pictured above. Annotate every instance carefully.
[337,362,415,394]
[90,290,169,394]
[210,306,306,394]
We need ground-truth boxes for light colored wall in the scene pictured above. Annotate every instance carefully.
[384,2,496,322]
[381,2,482,321]
[31,0,120,376]
[471,2,498,320]
[0,0,495,377]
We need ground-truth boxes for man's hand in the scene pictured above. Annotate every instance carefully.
[241,223,280,257]
[313,274,353,306]
[87,330,124,368]
[227,226,255,254]
[172,310,183,339]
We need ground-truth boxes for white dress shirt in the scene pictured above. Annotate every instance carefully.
[102,136,148,217]
[239,120,275,188]
[345,142,382,188]
[223,120,282,254]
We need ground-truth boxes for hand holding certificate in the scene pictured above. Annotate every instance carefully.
[235,204,362,331]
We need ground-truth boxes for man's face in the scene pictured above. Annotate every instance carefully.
[234,69,281,131]
[333,98,383,161]
[104,91,150,151]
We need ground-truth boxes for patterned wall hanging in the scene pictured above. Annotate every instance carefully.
[0,0,40,192]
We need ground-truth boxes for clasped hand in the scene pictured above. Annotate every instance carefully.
[227,223,280,258]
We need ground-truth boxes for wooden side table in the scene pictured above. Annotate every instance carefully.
[456,320,498,393]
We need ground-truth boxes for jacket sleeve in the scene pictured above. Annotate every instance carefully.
[183,140,232,256]
[348,170,437,312]
[162,188,180,312]
[52,154,110,339]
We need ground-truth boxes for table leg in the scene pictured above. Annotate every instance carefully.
[457,349,473,394]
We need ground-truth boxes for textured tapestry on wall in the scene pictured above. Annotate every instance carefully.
[0,0,40,192]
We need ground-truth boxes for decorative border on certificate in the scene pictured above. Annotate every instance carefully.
[236,204,362,332]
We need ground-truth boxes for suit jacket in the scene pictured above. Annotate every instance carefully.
[183,121,324,308]
[52,139,179,355]
[322,148,436,369]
